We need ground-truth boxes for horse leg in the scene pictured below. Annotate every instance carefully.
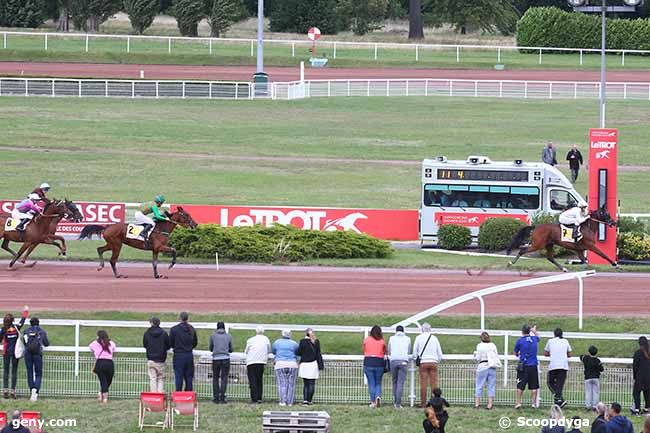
[109,242,125,278]
[545,245,568,272]
[8,243,33,269]
[18,243,39,267]
[48,235,67,256]
[587,243,619,268]
[574,249,587,266]
[509,240,544,266]
[1,239,17,258]
[152,251,162,279]
[97,244,111,270]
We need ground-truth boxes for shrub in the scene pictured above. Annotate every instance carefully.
[618,232,650,261]
[170,224,393,263]
[617,217,647,235]
[437,224,472,250]
[269,0,339,34]
[123,0,159,34]
[0,0,46,28]
[478,218,527,252]
[531,211,558,225]
[172,0,204,36]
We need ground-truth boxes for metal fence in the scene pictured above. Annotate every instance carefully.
[2,30,649,67]
[1,353,636,408]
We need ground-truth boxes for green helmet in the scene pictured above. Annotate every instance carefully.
[155,195,166,204]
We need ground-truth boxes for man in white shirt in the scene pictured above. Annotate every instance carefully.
[388,325,411,408]
[412,323,444,407]
[245,326,271,404]
[544,327,572,408]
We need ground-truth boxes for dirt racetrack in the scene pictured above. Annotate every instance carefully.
[0,261,646,316]
[4,62,650,82]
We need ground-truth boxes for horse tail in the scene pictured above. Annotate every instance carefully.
[78,225,106,240]
[506,226,535,255]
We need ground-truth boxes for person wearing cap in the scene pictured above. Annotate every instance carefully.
[272,330,299,406]
[143,316,170,393]
[245,326,271,404]
[388,325,411,408]
[135,195,170,244]
[30,183,50,203]
[209,322,233,404]
[559,204,590,240]
[11,195,42,232]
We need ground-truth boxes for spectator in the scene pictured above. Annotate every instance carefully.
[545,328,573,408]
[0,410,29,433]
[273,329,299,407]
[474,331,500,410]
[543,141,558,166]
[566,144,584,183]
[169,312,197,392]
[427,388,449,433]
[297,328,324,406]
[0,306,28,400]
[89,330,116,404]
[245,326,271,404]
[514,324,540,409]
[541,404,566,433]
[606,402,634,433]
[567,415,584,433]
[143,316,170,393]
[422,406,441,433]
[388,325,411,408]
[591,402,607,433]
[209,322,232,404]
[23,317,49,402]
[632,337,650,416]
[363,325,386,408]
[413,323,443,407]
[580,346,604,411]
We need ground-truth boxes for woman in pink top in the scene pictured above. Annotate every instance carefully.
[89,330,116,404]
[363,325,386,408]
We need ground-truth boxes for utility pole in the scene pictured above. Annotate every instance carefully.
[256,0,264,74]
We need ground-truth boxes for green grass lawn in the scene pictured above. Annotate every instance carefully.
[0,31,644,72]
[1,96,649,211]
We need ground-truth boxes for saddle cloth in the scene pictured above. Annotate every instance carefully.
[126,224,146,240]
[4,218,22,232]
[560,224,582,243]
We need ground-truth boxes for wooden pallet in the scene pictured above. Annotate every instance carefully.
[262,411,330,433]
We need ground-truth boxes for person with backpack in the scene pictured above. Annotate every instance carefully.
[0,306,29,400]
[23,317,49,402]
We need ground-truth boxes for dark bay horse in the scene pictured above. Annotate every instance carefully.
[506,207,618,272]
[0,200,73,269]
[78,207,197,279]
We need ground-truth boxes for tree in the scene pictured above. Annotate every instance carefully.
[204,0,242,37]
[337,0,388,35]
[56,0,71,31]
[408,0,423,39]
[269,0,338,34]
[427,0,517,35]
[172,0,204,36]
[70,0,121,32]
[124,0,159,34]
[0,0,46,28]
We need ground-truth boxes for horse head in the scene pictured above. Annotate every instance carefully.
[43,198,68,217]
[590,206,617,227]
[170,207,198,229]
[63,199,84,223]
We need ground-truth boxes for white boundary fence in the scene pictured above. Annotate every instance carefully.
[5,77,650,102]
[13,318,641,407]
[2,30,650,66]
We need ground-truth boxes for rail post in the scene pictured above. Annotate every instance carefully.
[292,42,295,57]
[105,80,108,97]
[156,81,159,98]
[580,49,583,65]
[3,32,6,49]
[474,81,478,97]
[85,35,89,52]
[622,51,625,66]
[405,80,409,97]
[44,33,48,51]
[456,46,460,63]
[624,83,627,100]
[131,81,135,98]
[525,81,528,99]
[51,79,54,97]
[497,47,501,63]
[415,44,419,62]
[449,80,453,97]
[386,80,389,97]
[477,295,485,330]
[409,361,416,407]
[503,333,509,387]
[209,39,212,55]
[374,43,378,60]
[578,275,584,330]
[182,81,186,99]
[168,37,171,53]
[250,40,254,57]
[347,80,351,97]
[74,321,80,377]
[499,81,503,98]
[127,36,130,53]
[25,79,28,96]
[539,48,542,65]
[333,42,337,59]
[549,82,553,99]
[234,82,238,100]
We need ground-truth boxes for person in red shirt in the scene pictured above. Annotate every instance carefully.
[363,325,386,408]
[0,306,29,399]
[30,183,50,204]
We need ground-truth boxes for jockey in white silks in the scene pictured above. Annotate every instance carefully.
[558,204,589,240]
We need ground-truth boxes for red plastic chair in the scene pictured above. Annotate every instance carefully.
[169,391,198,431]
[138,392,169,430]
[0,412,6,428]
[20,411,41,433]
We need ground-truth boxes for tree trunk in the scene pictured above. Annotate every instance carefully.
[87,15,100,32]
[408,0,424,40]
[56,7,69,32]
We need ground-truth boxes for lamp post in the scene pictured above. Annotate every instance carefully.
[256,0,264,74]
[568,0,643,128]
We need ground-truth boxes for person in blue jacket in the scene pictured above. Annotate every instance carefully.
[606,402,634,433]
[272,330,299,406]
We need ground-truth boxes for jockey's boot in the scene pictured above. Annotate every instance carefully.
[572,225,580,241]
[141,224,153,248]
[16,219,28,232]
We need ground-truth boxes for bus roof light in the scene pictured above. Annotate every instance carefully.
[467,156,492,165]
[514,159,524,166]
[436,156,447,162]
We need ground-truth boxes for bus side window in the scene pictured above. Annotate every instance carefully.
[550,190,575,211]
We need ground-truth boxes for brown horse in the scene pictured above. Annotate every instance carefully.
[506,207,618,272]
[0,200,72,269]
[78,207,197,279]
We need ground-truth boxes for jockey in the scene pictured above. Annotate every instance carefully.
[31,183,51,203]
[559,204,589,240]
[135,195,169,242]
[12,194,43,232]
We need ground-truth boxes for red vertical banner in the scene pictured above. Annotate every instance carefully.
[587,128,618,265]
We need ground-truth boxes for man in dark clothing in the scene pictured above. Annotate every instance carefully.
[566,145,584,183]
[209,322,233,404]
[632,336,650,415]
[606,402,634,433]
[23,317,49,401]
[143,316,170,392]
[169,312,198,392]
[0,411,30,433]
[1,307,29,399]
[543,141,558,166]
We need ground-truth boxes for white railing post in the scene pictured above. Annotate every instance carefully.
[449,80,453,97]
[85,35,89,52]
[409,361,416,407]
[477,296,485,330]
[386,80,389,96]
[405,80,409,96]
[182,81,186,98]
[209,39,212,55]
[291,42,295,57]
[168,37,171,53]
[648,84,650,100]
[624,83,627,100]
[424,79,428,97]
[3,32,6,49]
[580,49,583,65]
[0,78,3,96]
[327,81,331,97]
[234,83,238,100]
[499,81,503,98]
[131,81,135,98]
[127,36,130,53]
[374,43,378,60]
[367,81,370,97]
[347,80,350,97]
[549,82,553,99]
[105,80,108,97]
[503,333,509,387]
[497,47,501,63]
[156,81,159,98]
[539,49,542,65]
[415,44,419,62]
[74,321,80,377]
[250,40,254,57]
[525,81,528,99]
[456,46,460,63]
[578,276,584,330]
[474,81,478,97]
[25,80,28,96]
[574,82,577,99]
[51,79,54,97]
[622,51,625,66]
[78,80,82,97]
[44,33,48,51]
[333,42,337,59]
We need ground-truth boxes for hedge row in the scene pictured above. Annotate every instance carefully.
[169,224,393,263]
[517,7,650,52]
[617,217,650,261]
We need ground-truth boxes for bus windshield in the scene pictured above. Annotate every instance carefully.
[423,184,540,210]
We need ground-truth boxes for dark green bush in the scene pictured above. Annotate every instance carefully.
[617,217,647,235]
[437,224,472,250]
[478,218,527,252]
[618,232,650,260]
[170,224,393,263]
[517,7,650,52]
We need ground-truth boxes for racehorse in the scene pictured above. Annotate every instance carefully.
[0,199,75,269]
[78,207,197,279]
[506,207,618,272]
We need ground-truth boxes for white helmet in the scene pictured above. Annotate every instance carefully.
[40,183,50,190]
[28,193,40,201]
